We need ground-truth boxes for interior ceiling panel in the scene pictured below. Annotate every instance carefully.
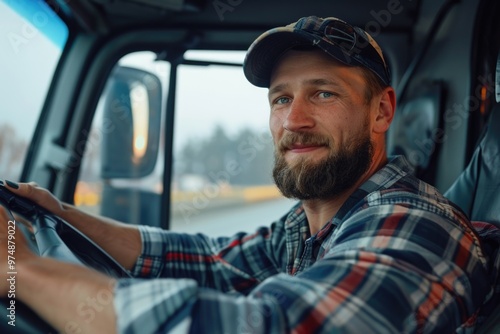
[88,0,420,31]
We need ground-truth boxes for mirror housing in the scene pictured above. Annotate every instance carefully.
[100,66,162,179]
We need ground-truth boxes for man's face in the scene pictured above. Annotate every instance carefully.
[268,49,376,200]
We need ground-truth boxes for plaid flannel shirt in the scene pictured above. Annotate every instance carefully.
[114,156,491,333]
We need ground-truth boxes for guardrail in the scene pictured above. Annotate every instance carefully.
[75,183,283,207]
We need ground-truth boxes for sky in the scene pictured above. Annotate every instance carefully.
[0,1,64,141]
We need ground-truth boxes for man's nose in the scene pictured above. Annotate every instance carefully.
[283,98,315,132]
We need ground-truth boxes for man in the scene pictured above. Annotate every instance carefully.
[0,16,491,333]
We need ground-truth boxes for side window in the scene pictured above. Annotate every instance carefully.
[170,51,292,236]
[76,52,167,226]
[76,50,293,237]
[0,1,68,180]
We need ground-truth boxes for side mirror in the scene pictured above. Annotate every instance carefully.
[100,66,162,179]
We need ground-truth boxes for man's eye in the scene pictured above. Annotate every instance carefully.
[319,92,334,98]
[274,97,290,105]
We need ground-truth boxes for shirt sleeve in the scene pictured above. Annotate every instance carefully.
[114,204,491,333]
[131,221,288,293]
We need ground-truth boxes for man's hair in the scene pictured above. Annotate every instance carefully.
[359,66,389,105]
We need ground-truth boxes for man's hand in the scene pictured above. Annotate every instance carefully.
[3,180,142,271]
[4,181,65,216]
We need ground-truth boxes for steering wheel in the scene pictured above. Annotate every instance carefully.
[0,182,132,333]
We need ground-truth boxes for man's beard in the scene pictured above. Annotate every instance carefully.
[272,130,373,200]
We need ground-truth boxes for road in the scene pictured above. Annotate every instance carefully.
[169,197,298,238]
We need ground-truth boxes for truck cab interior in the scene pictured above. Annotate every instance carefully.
[1,0,500,332]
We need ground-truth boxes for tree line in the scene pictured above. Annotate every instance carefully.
[175,125,275,186]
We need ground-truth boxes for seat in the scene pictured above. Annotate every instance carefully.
[444,104,500,226]
[444,55,500,333]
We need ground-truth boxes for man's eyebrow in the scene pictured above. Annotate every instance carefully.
[268,83,288,98]
[268,78,342,97]
[305,78,341,87]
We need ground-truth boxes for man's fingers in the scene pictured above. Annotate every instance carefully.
[5,180,43,201]
[3,180,64,214]
[4,180,19,189]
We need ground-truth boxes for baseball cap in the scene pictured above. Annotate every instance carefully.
[243,16,391,88]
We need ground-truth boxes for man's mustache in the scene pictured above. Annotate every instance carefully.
[278,133,331,153]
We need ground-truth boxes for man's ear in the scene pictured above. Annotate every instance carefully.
[373,86,396,134]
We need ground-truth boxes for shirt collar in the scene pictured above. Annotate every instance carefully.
[283,155,414,232]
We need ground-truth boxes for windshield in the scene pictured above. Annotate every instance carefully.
[0,0,68,180]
